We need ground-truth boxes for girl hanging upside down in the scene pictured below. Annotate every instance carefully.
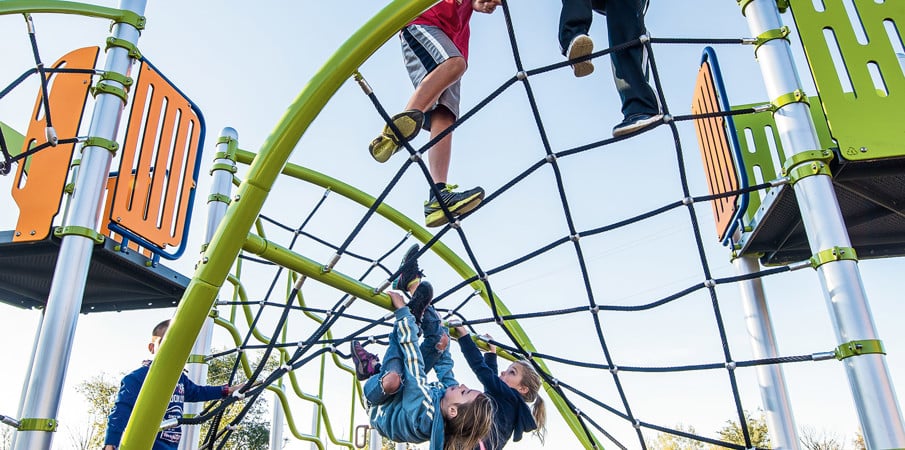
[352,285,494,450]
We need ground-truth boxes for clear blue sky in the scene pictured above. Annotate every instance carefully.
[0,1,903,449]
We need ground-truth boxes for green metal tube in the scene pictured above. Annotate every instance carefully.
[0,0,136,22]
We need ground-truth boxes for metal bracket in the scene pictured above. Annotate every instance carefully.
[187,354,208,364]
[782,150,833,175]
[810,246,858,269]
[754,26,791,56]
[209,162,237,175]
[90,81,129,104]
[738,0,789,15]
[835,339,885,360]
[105,37,142,59]
[54,226,105,244]
[18,417,58,432]
[82,136,119,155]
[772,89,809,111]
[788,161,831,185]
[208,193,232,205]
[114,10,146,30]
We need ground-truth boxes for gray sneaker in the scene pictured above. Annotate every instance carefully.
[423,184,484,228]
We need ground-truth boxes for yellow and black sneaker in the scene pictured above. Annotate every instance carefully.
[424,184,485,228]
[369,109,424,163]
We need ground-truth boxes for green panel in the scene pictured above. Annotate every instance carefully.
[0,122,25,157]
[788,0,905,161]
[730,99,833,223]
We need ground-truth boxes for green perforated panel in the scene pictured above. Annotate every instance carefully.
[788,0,905,161]
[730,99,834,222]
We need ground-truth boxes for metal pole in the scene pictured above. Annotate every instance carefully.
[10,312,44,450]
[741,1,905,447]
[733,255,799,449]
[269,389,284,450]
[178,128,238,450]
[12,1,146,449]
[369,429,381,450]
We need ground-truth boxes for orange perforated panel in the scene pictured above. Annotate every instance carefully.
[111,61,201,250]
[691,61,739,242]
[12,47,99,242]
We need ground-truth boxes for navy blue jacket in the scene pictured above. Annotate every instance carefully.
[104,360,226,449]
[458,337,536,450]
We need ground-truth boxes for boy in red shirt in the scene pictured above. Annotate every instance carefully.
[369,0,501,228]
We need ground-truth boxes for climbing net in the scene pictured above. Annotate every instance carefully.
[173,3,853,450]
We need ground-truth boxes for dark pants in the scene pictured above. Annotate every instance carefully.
[559,0,659,119]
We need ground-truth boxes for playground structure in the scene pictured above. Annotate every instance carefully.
[0,0,903,449]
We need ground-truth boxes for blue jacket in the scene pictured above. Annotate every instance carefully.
[458,337,536,450]
[370,309,459,450]
[104,360,226,450]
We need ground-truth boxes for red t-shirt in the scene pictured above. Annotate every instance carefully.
[409,0,474,61]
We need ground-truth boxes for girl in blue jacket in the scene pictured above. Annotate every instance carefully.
[452,326,547,450]
[353,289,494,450]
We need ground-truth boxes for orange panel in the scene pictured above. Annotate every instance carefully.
[12,47,99,242]
[111,61,201,249]
[691,61,739,241]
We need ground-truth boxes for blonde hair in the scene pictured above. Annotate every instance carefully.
[513,360,547,444]
[443,393,494,450]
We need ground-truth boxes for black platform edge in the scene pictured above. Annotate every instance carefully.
[736,154,905,266]
[0,230,190,313]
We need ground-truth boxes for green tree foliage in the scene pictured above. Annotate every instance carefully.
[715,410,771,448]
[852,430,865,450]
[199,349,277,450]
[644,424,708,450]
[74,374,119,449]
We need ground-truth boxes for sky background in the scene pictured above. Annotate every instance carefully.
[1,1,904,449]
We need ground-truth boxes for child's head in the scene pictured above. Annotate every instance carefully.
[441,384,494,450]
[148,319,170,355]
[501,360,547,443]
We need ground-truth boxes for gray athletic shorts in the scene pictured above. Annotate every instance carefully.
[399,24,462,130]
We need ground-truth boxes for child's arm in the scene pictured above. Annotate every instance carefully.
[183,373,240,402]
[103,373,142,449]
[481,335,499,374]
[472,0,501,14]
[453,327,506,391]
[432,346,458,389]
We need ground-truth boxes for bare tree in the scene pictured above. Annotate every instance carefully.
[1,425,13,450]
[800,425,845,450]
[66,423,96,450]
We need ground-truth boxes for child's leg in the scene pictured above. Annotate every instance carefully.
[419,305,449,374]
[425,106,455,185]
[558,0,594,54]
[362,327,407,406]
[404,57,466,116]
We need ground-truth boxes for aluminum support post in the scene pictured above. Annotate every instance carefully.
[741,1,905,446]
[734,255,799,449]
[179,128,238,450]
[13,1,146,448]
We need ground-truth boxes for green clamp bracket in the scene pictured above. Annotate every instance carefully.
[782,150,833,175]
[216,135,239,161]
[54,226,105,245]
[18,418,58,432]
[738,0,789,15]
[771,89,809,111]
[90,81,129,104]
[187,354,208,364]
[209,162,237,175]
[208,308,220,319]
[835,339,885,360]
[105,37,142,60]
[113,10,146,31]
[754,26,791,55]
[810,246,858,269]
[788,161,831,185]
[82,136,120,155]
[64,183,75,194]
[99,71,134,88]
[208,193,232,205]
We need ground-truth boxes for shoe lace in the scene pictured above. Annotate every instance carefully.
[442,184,458,193]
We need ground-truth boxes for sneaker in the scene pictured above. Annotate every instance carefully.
[424,184,485,228]
[351,341,381,381]
[406,281,434,326]
[567,34,594,78]
[369,109,425,163]
[612,113,663,137]
[392,243,424,291]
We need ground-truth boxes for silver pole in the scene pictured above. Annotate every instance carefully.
[269,389,284,450]
[733,255,799,449]
[179,128,238,450]
[742,1,905,447]
[12,1,146,449]
[369,429,381,450]
[10,312,44,450]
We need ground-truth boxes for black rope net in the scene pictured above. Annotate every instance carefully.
[181,3,848,449]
